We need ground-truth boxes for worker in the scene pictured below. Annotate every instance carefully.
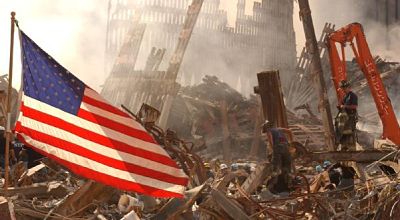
[336,80,358,151]
[204,163,214,179]
[262,120,294,193]
[315,165,323,173]
[218,163,229,178]
[230,163,239,172]
[323,160,332,170]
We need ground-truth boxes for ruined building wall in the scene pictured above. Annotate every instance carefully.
[364,0,400,26]
[104,0,296,96]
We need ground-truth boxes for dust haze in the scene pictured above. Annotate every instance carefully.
[0,0,398,92]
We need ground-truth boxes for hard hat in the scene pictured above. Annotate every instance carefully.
[231,163,239,171]
[316,165,323,173]
[220,163,228,170]
[323,160,332,168]
[339,80,350,88]
[261,120,274,132]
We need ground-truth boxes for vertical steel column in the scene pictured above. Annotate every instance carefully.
[254,71,288,128]
[158,0,204,129]
[298,0,335,151]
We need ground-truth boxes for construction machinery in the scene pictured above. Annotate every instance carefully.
[327,22,400,146]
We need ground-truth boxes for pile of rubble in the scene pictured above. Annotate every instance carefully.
[2,148,400,219]
[167,75,338,160]
[1,94,400,219]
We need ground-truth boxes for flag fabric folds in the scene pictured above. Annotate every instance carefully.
[15,31,188,198]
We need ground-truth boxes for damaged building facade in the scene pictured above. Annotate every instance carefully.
[365,0,400,26]
[104,0,296,95]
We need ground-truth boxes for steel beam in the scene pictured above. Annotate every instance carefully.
[298,0,336,150]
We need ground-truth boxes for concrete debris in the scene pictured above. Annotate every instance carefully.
[0,92,399,219]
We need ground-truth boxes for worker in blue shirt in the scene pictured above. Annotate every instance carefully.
[262,120,294,193]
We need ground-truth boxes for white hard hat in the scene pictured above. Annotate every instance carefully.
[220,164,228,170]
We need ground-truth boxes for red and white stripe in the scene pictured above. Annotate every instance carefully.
[15,88,188,198]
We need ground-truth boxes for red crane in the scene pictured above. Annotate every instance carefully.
[327,22,400,145]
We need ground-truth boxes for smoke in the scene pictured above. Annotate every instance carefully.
[294,0,366,56]
[1,0,398,96]
[0,0,108,91]
[136,0,298,98]
[294,0,399,60]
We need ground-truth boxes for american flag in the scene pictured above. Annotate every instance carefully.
[15,31,188,198]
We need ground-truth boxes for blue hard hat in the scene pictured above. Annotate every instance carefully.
[231,163,239,170]
[316,165,323,173]
[323,160,332,168]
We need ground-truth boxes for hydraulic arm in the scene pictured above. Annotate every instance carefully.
[327,23,400,145]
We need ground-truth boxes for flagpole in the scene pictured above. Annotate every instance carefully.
[4,11,16,191]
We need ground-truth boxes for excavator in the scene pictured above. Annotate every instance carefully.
[326,22,400,146]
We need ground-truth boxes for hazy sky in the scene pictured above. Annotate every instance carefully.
[0,0,397,91]
[0,0,108,90]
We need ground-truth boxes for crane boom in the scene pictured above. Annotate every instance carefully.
[327,23,400,145]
